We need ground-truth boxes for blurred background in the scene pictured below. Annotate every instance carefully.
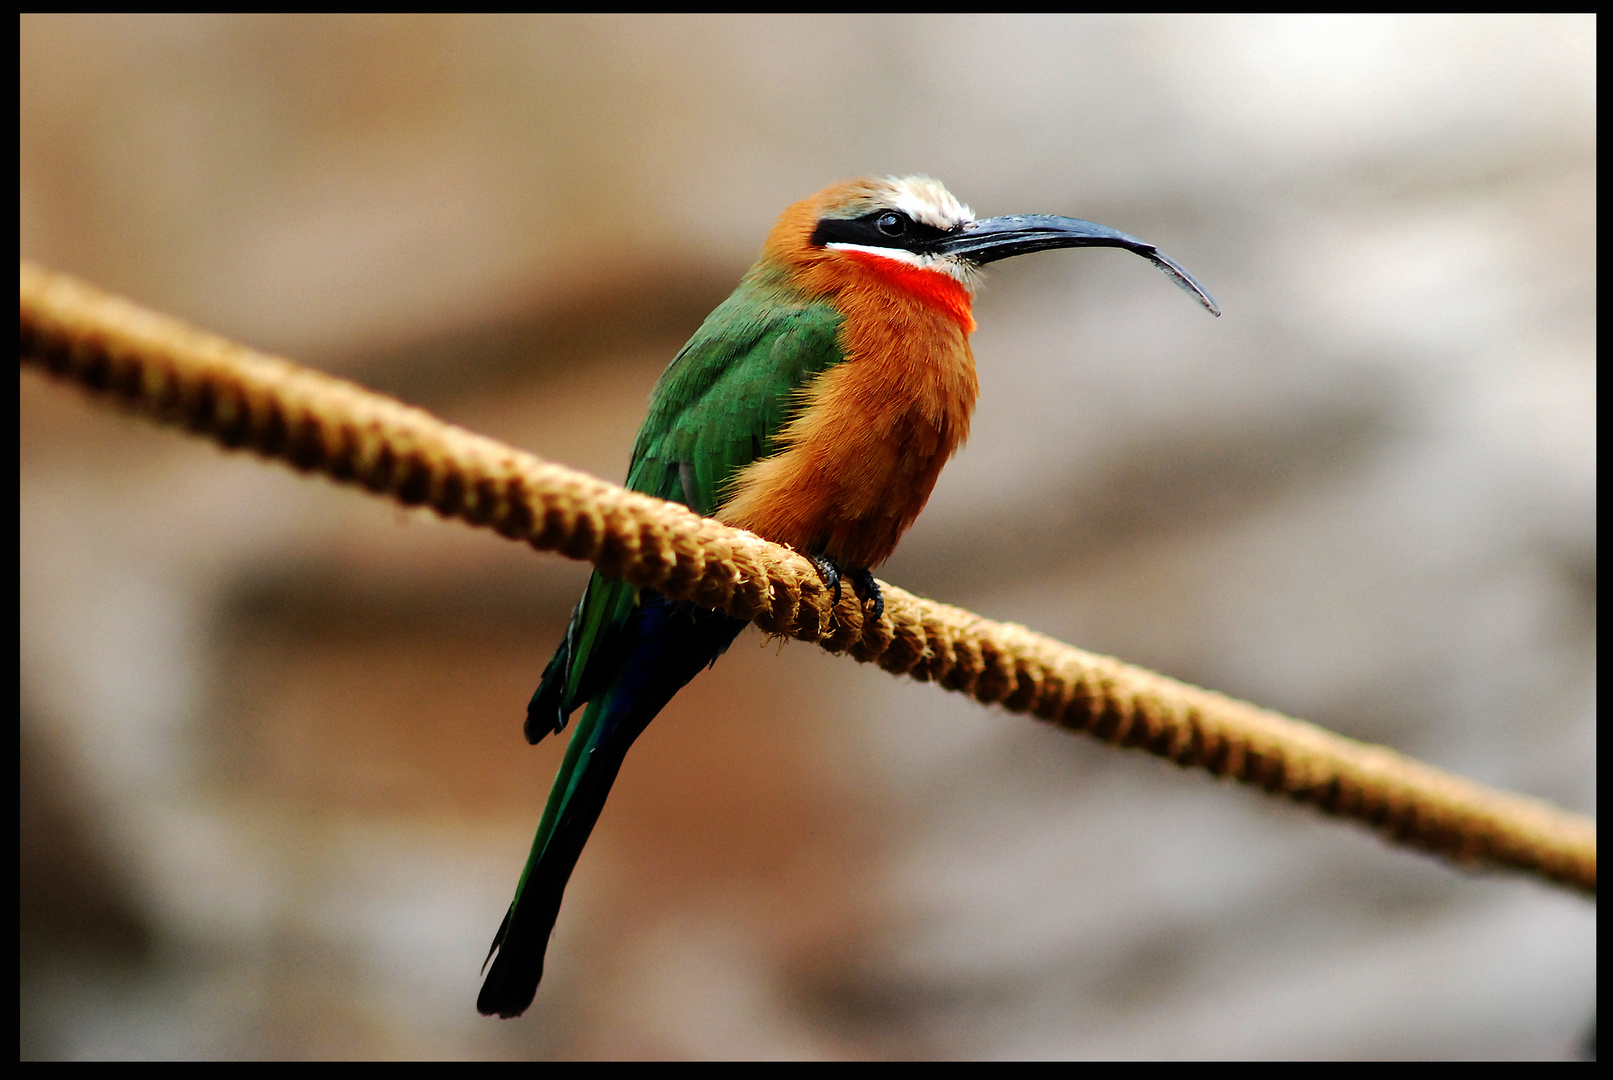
[19,14,1595,1060]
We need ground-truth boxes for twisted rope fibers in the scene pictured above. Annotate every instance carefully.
[20,261,1595,895]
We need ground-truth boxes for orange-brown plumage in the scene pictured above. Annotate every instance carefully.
[716,180,980,569]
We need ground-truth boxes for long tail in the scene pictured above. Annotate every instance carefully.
[477,594,745,1018]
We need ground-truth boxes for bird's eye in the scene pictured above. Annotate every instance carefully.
[876,212,908,238]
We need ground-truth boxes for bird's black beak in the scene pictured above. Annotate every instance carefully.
[938,215,1220,316]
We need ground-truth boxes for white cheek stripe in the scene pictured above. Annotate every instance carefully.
[825,242,978,287]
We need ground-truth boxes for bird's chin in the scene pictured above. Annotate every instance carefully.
[824,242,981,291]
[830,247,977,333]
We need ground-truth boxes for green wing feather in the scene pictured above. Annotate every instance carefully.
[525,273,845,741]
[483,275,846,1016]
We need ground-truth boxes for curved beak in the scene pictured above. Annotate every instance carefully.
[938,214,1220,317]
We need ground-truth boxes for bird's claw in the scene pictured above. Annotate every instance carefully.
[810,555,843,606]
[847,567,884,623]
[810,556,883,623]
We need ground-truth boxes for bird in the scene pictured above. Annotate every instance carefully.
[477,175,1218,1018]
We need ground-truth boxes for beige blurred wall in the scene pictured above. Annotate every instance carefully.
[20,14,1595,1059]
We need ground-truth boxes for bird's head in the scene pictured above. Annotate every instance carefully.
[766,175,1220,319]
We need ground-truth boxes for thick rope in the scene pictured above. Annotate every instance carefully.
[20,260,1595,895]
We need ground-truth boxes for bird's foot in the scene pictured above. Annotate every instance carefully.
[809,556,883,622]
[847,567,884,623]
[809,555,843,607]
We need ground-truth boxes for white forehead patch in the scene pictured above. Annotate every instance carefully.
[884,176,974,231]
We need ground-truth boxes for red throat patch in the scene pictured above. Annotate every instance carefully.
[839,249,977,334]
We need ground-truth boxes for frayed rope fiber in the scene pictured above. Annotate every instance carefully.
[20,261,1595,895]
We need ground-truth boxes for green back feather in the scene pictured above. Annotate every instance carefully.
[556,271,845,712]
[505,272,845,914]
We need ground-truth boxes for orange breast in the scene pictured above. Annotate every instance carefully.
[716,207,980,568]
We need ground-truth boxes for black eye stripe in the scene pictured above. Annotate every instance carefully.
[810,209,957,254]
